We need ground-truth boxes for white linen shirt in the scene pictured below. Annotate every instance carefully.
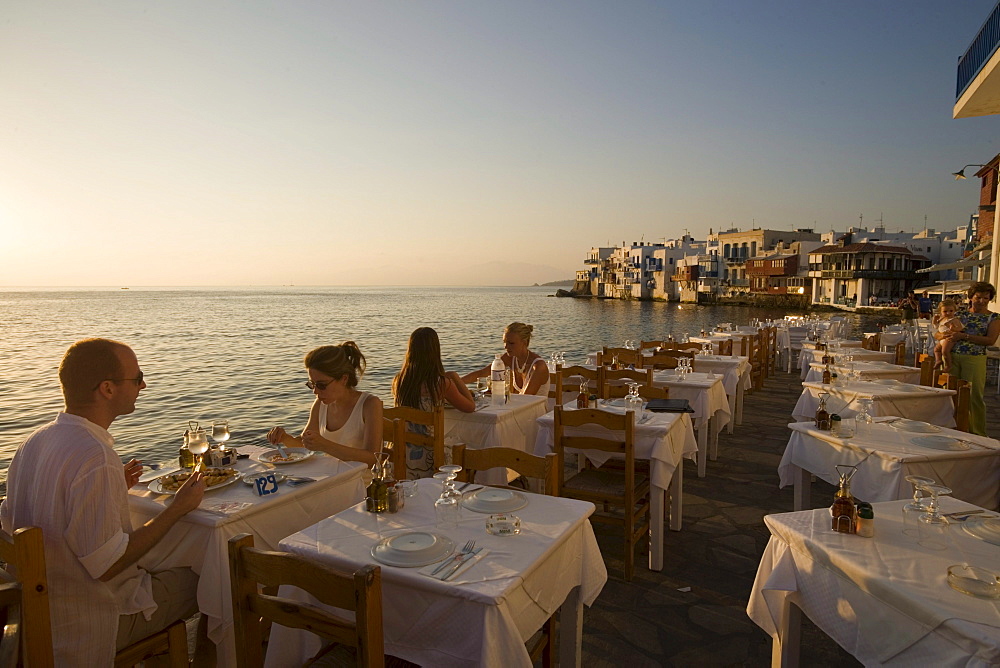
[0,412,156,666]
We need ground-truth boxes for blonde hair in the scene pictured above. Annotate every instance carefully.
[504,322,534,346]
[304,342,366,387]
[937,299,959,315]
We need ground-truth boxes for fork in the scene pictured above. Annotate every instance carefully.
[431,540,475,575]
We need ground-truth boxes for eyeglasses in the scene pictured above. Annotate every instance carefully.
[305,380,332,391]
[93,370,144,390]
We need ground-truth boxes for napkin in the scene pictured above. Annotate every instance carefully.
[419,548,489,582]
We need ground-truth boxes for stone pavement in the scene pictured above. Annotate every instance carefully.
[577,366,1000,668]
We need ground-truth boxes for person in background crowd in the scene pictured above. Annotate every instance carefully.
[267,342,382,465]
[937,282,1000,436]
[0,339,208,666]
[918,291,933,319]
[899,291,918,324]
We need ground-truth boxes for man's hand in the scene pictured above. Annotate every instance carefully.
[171,470,206,515]
[123,459,143,489]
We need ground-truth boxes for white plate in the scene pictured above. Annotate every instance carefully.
[242,471,287,485]
[602,398,626,407]
[253,447,314,465]
[371,532,456,567]
[910,435,971,451]
[149,469,240,495]
[138,466,180,484]
[873,379,900,385]
[963,518,1000,546]
[462,488,529,514]
[889,420,941,433]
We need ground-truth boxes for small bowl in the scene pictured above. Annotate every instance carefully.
[947,564,1000,599]
[486,513,521,536]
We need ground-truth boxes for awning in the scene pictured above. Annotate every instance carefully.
[916,255,991,273]
[922,280,975,295]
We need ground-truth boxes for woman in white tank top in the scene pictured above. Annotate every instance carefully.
[461,322,550,397]
[266,342,383,466]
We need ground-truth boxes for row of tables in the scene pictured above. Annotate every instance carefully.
[751,328,1000,665]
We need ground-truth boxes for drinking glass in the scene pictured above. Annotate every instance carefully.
[433,472,460,529]
[211,420,230,447]
[624,382,643,420]
[901,474,936,536]
[917,483,952,550]
[187,428,209,468]
[854,398,874,436]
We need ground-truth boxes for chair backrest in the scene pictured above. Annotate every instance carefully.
[553,365,604,403]
[638,340,662,351]
[604,368,653,388]
[893,340,907,366]
[0,526,53,668]
[451,445,559,496]
[918,354,934,386]
[383,405,444,477]
[643,353,679,370]
[602,348,643,368]
[951,379,972,433]
[380,417,406,482]
[672,343,702,353]
[718,339,734,356]
[228,534,384,668]
[552,407,635,491]
[862,333,880,351]
[604,383,669,401]
[0,582,21,668]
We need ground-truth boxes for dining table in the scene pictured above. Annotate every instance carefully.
[802,360,921,384]
[779,418,1000,511]
[534,405,698,572]
[650,370,731,477]
[791,380,957,428]
[130,448,366,666]
[747,498,1000,666]
[798,347,896,378]
[444,394,548,484]
[263,477,608,668]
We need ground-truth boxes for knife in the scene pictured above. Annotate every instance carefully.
[441,547,483,580]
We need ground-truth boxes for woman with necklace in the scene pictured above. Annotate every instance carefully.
[935,282,1000,436]
[267,342,383,465]
[462,322,551,397]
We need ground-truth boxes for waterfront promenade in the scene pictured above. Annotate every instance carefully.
[578,364,1000,667]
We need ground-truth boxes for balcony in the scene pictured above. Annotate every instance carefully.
[955,2,1000,118]
[811,269,915,279]
[584,258,601,265]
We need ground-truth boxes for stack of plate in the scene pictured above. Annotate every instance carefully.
[462,487,529,514]
[371,532,456,567]
[964,518,1000,547]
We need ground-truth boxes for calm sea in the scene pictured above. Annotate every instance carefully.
[0,287,892,481]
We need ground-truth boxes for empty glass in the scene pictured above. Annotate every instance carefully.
[624,382,643,420]
[855,398,874,437]
[902,475,936,536]
[433,471,461,529]
[917,483,952,550]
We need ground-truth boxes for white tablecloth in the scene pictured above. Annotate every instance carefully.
[534,407,698,571]
[799,347,895,378]
[801,339,863,350]
[778,420,1000,510]
[264,478,607,668]
[130,453,365,666]
[803,361,921,384]
[444,394,548,484]
[748,498,1000,666]
[650,371,731,434]
[792,381,957,428]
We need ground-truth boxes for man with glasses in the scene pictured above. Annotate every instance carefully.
[1,338,208,665]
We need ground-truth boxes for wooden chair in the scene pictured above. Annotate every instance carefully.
[638,340,662,351]
[228,534,384,668]
[384,404,444,479]
[449,447,558,665]
[863,333,880,351]
[602,347,643,369]
[551,364,603,404]
[718,338,734,356]
[918,354,935,386]
[643,352,679,370]
[894,341,907,366]
[763,326,778,377]
[603,383,669,401]
[741,335,764,391]
[114,621,188,668]
[671,343,703,353]
[553,407,650,581]
[0,582,21,668]
[783,326,809,372]
[934,374,973,433]
[380,416,406,483]
[604,368,654,390]
[0,526,52,668]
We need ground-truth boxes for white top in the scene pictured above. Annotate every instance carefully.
[525,358,551,397]
[937,316,962,334]
[318,391,372,448]
[0,413,156,666]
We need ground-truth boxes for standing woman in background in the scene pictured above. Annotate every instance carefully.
[267,342,382,465]
[937,282,1000,436]
[462,322,551,396]
[393,327,476,478]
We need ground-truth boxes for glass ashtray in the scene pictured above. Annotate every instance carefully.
[486,513,521,536]
[947,564,1000,599]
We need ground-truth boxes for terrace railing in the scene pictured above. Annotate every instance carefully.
[957,2,1000,99]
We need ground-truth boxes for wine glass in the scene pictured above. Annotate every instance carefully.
[211,420,230,448]
[624,382,643,420]
[854,398,874,436]
[433,471,461,529]
[187,428,209,469]
[901,475,936,536]
[917,483,952,550]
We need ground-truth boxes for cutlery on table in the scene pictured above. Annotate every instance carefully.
[442,547,484,581]
[431,540,475,576]
[944,509,986,519]
[285,476,316,486]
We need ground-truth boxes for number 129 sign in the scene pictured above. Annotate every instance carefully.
[254,474,278,496]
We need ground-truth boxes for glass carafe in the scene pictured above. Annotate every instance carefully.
[815,392,831,430]
[831,464,858,533]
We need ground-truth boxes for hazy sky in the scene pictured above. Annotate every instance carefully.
[3,1,1000,286]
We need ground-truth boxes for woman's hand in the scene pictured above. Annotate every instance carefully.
[300,429,321,449]
[267,426,287,445]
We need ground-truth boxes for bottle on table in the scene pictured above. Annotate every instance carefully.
[831,465,858,534]
[178,430,195,469]
[576,381,589,409]
[490,354,506,407]
[822,363,832,385]
[815,392,831,431]
[855,502,874,537]
[366,456,389,513]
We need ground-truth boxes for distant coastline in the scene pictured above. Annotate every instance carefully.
[535,279,575,287]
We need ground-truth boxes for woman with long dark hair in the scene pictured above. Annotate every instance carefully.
[393,327,475,477]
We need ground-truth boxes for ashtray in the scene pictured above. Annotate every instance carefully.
[947,563,1000,599]
[486,513,521,536]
